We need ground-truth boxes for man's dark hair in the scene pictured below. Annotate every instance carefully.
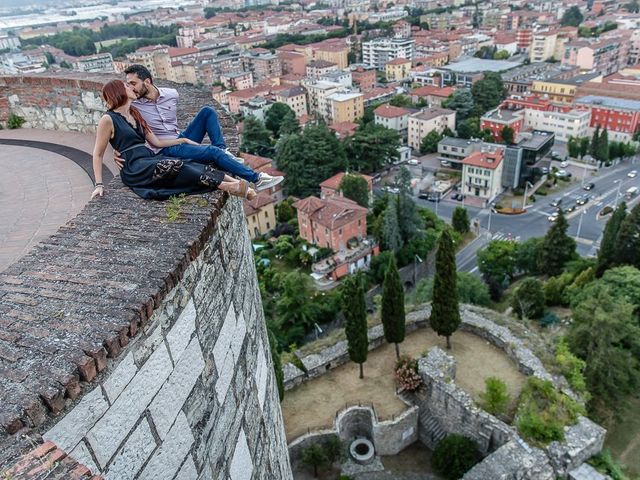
[124,64,154,83]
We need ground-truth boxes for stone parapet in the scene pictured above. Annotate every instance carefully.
[0,74,290,479]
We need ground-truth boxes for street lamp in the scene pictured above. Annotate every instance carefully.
[522,181,534,211]
[614,179,622,207]
[576,209,587,240]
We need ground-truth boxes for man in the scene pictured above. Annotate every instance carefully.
[120,64,282,192]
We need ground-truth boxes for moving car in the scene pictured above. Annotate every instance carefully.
[583,182,595,191]
[628,170,638,178]
[566,205,577,213]
[548,212,560,222]
[555,170,572,178]
[576,195,589,206]
[550,198,562,207]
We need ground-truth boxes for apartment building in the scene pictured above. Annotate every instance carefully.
[306,81,342,113]
[277,50,306,75]
[306,60,337,81]
[320,172,373,205]
[310,39,349,69]
[385,58,412,82]
[293,196,368,252]
[480,108,524,143]
[410,85,456,107]
[461,149,505,203]
[529,32,564,62]
[221,71,254,90]
[319,69,352,88]
[408,108,457,150]
[275,86,308,118]
[72,53,115,73]
[362,37,415,70]
[351,65,376,90]
[326,92,364,123]
[374,104,411,139]
[562,37,628,76]
[574,95,640,142]
[523,108,590,141]
[241,50,282,81]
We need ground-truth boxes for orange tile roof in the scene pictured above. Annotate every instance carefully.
[293,196,367,230]
[168,47,198,57]
[328,122,359,138]
[386,58,411,66]
[411,85,456,97]
[240,153,272,170]
[463,150,504,170]
[374,104,411,118]
[243,192,276,216]
[320,172,373,190]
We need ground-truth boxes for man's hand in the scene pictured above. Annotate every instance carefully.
[113,149,124,170]
[181,138,200,146]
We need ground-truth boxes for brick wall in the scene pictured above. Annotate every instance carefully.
[0,74,290,479]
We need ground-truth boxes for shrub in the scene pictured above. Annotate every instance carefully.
[479,377,510,416]
[539,311,559,327]
[555,339,589,397]
[7,113,25,129]
[432,434,480,480]
[544,272,574,306]
[589,449,630,480]
[395,355,423,392]
[301,443,329,477]
[511,277,545,319]
[516,377,585,446]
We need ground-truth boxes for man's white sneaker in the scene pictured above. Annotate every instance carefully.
[225,148,244,164]
[255,172,284,191]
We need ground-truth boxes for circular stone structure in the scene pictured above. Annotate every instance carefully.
[350,438,375,465]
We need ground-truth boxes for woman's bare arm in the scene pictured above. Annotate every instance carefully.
[145,130,199,148]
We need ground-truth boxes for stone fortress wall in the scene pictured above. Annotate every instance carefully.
[0,74,292,479]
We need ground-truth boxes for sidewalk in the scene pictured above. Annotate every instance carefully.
[0,129,117,272]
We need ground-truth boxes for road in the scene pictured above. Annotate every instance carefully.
[380,157,640,274]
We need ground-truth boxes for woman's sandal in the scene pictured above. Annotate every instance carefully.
[230,179,257,201]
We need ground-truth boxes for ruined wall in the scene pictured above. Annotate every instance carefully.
[0,74,290,479]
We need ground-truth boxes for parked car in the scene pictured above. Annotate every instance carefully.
[451,193,464,201]
[550,198,563,207]
[560,161,569,168]
[548,212,560,222]
[583,182,595,191]
[408,159,419,165]
[440,160,452,168]
[541,167,549,174]
[551,151,562,159]
[628,170,638,178]
[555,170,572,178]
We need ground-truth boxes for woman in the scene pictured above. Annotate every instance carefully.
[91,80,256,201]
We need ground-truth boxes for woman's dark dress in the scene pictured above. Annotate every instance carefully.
[107,110,224,200]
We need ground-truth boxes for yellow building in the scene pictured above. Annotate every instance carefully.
[326,92,364,123]
[385,58,412,82]
[275,86,308,118]
[244,193,277,239]
[531,79,578,104]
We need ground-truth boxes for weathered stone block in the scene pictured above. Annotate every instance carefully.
[104,418,156,480]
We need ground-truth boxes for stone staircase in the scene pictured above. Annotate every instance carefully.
[418,409,447,449]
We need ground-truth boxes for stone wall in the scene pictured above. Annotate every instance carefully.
[0,74,290,479]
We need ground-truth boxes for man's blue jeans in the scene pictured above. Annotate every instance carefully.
[161,106,259,183]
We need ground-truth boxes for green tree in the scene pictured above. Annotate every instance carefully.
[339,173,369,207]
[344,122,401,172]
[515,237,542,275]
[381,256,405,359]
[567,284,640,415]
[265,102,296,137]
[276,123,347,197]
[382,197,402,252]
[595,128,609,162]
[389,94,413,107]
[452,206,470,234]
[501,125,515,145]
[301,443,329,477]
[241,116,272,156]
[430,228,460,349]
[567,136,580,158]
[561,6,584,26]
[276,198,296,223]
[278,114,300,136]
[395,167,424,245]
[442,89,474,121]
[369,250,394,285]
[537,211,576,277]
[596,202,626,277]
[342,274,369,379]
[275,271,320,345]
[267,327,285,401]
[589,125,600,157]
[493,49,510,60]
[432,434,479,480]
[612,203,640,269]
[579,137,589,158]
[420,129,443,154]
[471,72,505,117]
[477,239,518,286]
[511,277,545,319]
[626,0,640,12]
[414,272,490,306]
[480,377,510,416]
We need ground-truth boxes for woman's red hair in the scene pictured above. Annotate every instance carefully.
[101,80,150,133]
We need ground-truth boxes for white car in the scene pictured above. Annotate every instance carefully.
[628,170,638,178]
[560,161,568,168]
[408,159,419,165]
[548,212,560,222]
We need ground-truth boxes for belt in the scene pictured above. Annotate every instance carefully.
[119,143,147,154]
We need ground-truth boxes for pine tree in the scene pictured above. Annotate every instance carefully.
[596,128,609,162]
[613,203,640,269]
[381,256,405,359]
[596,202,627,277]
[241,116,272,156]
[430,228,460,349]
[342,275,368,379]
[537,211,576,276]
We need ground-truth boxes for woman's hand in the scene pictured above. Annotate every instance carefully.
[91,185,104,199]
[181,138,200,146]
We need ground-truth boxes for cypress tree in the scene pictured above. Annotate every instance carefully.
[590,125,600,157]
[596,202,627,277]
[381,255,405,359]
[596,128,609,162]
[613,203,640,269]
[267,327,285,401]
[452,206,470,234]
[537,211,576,276]
[382,196,402,252]
[430,228,460,349]
[342,275,368,379]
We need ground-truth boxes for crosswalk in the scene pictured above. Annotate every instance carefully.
[491,232,521,242]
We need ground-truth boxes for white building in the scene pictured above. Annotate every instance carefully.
[318,69,352,88]
[523,108,590,141]
[374,104,411,140]
[362,37,415,70]
[0,34,20,50]
[72,53,115,73]
[461,149,505,204]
